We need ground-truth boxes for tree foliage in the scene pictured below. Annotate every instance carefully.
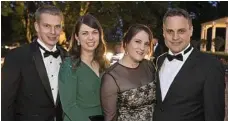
[2,1,171,44]
[2,1,224,46]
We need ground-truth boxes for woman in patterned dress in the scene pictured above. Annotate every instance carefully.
[101,24,156,121]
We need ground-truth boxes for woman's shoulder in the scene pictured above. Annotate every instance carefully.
[60,57,79,72]
[62,57,80,66]
[141,59,156,72]
[103,62,120,74]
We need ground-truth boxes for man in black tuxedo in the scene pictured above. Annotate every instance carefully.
[153,8,225,121]
[2,5,67,121]
[152,38,166,63]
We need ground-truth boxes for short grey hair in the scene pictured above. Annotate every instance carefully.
[163,8,192,26]
[35,5,63,22]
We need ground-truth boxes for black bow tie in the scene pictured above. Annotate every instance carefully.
[166,45,192,61]
[38,44,60,58]
[43,50,60,58]
[167,53,183,61]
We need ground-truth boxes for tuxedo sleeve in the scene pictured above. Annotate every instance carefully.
[203,60,225,121]
[59,58,87,121]
[1,51,21,121]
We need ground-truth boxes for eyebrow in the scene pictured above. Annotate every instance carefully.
[133,38,142,41]
[133,38,149,43]
[42,23,61,26]
[165,28,186,31]
[80,30,98,32]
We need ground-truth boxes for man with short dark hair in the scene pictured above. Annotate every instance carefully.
[2,5,66,121]
[153,8,225,121]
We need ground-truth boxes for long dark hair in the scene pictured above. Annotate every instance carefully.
[69,14,109,72]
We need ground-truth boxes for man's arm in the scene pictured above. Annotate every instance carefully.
[1,51,21,121]
[204,59,225,121]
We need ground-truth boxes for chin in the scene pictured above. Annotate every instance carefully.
[86,48,96,52]
[48,43,58,47]
[90,47,97,50]
[47,40,58,44]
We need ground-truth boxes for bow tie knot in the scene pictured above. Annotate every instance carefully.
[43,50,60,58]
[38,43,60,58]
[166,45,192,61]
[167,54,183,61]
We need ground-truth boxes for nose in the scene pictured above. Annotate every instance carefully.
[50,27,56,34]
[139,44,145,51]
[88,33,93,40]
[172,32,179,40]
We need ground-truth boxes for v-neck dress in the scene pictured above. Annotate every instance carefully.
[59,57,102,121]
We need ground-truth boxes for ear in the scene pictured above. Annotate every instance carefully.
[162,24,165,37]
[74,34,80,42]
[34,22,39,32]
[190,25,193,37]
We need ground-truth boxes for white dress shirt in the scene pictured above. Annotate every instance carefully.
[154,43,158,51]
[37,39,62,104]
[159,44,193,101]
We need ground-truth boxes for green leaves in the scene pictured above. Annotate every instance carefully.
[2,1,170,44]
[1,1,13,16]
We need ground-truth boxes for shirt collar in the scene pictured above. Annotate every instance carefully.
[168,44,191,56]
[37,39,57,52]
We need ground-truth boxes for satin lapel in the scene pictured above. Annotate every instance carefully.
[55,93,61,107]
[31,42,54,103]
[156,53,167,103]
[162,49,200,103]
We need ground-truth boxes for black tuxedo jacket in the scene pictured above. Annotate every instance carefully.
[153,44,167,64]
[153,49,225,121]
[154,44,163,59]
[2,41,68,121]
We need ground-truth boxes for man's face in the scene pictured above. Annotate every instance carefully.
[163,16,193,54]
[35,13,62,49]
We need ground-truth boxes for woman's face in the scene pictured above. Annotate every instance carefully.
[126,30,150,62]
[75,24,100,52]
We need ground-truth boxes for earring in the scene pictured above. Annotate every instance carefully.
[124,51,128,56]
[77,41,80,45]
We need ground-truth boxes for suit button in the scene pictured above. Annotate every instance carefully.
[160,108,164,112]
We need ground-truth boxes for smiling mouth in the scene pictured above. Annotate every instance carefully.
[170,41,181,45]
[48,36,57,41]
[136,51,144,55]
[87,42,95,46]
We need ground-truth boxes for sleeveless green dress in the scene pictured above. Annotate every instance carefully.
[59,57,102,121]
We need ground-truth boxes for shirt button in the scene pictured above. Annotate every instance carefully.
[51,75,53,77]
[52,88,54,90]
[50,61,52,64]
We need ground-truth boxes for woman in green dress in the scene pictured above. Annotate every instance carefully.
[59,14,109,121]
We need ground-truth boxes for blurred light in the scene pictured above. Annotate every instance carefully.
[5,46,9,49]
[110,53,124,65]
[105,52,113,61]
[144,55,151,60]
